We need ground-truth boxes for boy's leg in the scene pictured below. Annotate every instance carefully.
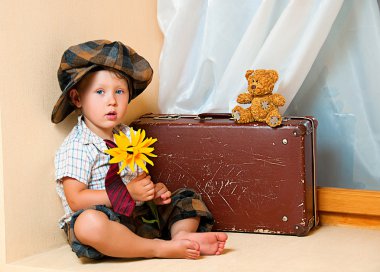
[73,209,200,259]
[157,188,228,256]
[170,217,228,256]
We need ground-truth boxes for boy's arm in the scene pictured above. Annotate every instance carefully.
[62,177,111,212]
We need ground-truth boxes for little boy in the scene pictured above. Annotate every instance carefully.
[52,40,227,260]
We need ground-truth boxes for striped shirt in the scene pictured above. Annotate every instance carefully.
[55,116,140,228]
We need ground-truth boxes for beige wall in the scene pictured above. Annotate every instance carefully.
[0,110,6,266]
[0,0,163,263]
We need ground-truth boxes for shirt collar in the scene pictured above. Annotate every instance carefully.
[77,116,129,145]
[77,116,105,146]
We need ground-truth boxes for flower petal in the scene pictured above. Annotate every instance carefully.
[129,128,138,147]
[136,157,149,173]
[139,153,154,166]
[114,131,130,149]
[140,129,146,144]
[104,148,123,157]
[138,147,155,154]
[107,128,157,173]
[128,153,135,172]
[143,138,157,147]
[109,153,127,163]
[118,160,128,174]
[144,152,158,158]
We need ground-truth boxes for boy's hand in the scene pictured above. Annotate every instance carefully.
[127,173,155,202]
[153,182,172,205]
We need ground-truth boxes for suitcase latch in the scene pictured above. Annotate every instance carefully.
[153,115,181,120]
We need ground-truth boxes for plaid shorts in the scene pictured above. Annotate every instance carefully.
[64,188,214,259]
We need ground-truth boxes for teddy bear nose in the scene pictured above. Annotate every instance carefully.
[251,85,256,89]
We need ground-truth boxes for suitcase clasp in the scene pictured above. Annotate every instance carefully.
[153,115,181,120]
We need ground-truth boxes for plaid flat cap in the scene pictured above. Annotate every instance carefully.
[51,40,153,123]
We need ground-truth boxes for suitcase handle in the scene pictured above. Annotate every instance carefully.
[141,113,233,120]
[198,113,233,119]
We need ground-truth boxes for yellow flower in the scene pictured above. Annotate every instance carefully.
[104,128,157,174]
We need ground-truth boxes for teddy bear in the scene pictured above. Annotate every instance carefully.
[232,69,286,127]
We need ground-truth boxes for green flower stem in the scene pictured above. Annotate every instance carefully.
[142,200,160,228]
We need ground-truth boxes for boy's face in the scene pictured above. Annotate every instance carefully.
[70,70,130,139]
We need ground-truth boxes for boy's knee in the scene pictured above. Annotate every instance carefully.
[74,209,109,244]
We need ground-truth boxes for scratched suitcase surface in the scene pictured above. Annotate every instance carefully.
[131,113,318,236]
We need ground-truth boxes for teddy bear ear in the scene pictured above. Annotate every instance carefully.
[245,70,254,80]
[269,70,279,82]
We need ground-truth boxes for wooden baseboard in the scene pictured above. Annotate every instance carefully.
[317,187,380,228]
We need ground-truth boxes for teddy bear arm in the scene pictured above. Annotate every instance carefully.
[271,94,286,106]
[236,93,253,104]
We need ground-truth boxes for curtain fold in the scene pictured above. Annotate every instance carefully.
[157,0,380,190]
[286,0,380,189]
[157,0,343,113]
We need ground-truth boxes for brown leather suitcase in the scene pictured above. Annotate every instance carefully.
[131,113,318,236]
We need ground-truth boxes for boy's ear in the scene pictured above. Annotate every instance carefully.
[69,89,82,108]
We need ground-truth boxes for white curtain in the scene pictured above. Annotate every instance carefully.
[286,0,380,190]
[157,0,343,113]
[157,0,380,190]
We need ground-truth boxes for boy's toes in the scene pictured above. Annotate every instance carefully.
[216,232,228,242]
[189,240,200,251]
[186,241,200,259]
[187,249,200,259]
[216,243,225,255]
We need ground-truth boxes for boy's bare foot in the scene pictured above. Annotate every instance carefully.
[154,239,200,259]
[172,232,228,255]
